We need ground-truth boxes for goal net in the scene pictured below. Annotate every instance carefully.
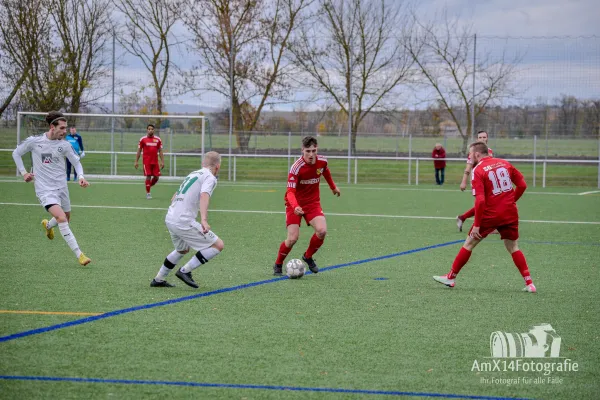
[13,112,208,180]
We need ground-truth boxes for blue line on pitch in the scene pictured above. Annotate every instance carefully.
[0,375,531,399]
[0,239,463,344]
[520,240,600,246]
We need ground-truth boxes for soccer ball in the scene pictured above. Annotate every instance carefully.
[286,259,305,279]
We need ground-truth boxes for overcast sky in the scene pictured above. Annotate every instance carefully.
[110,0,600,111]
[424,0,599,36]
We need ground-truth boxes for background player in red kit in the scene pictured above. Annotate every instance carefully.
[456,130,494,231]
[433,142,536,293]
[273,136,341,276]
[134,124,165,199]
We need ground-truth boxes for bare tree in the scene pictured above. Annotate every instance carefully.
[556,94,583,137]
[0,0,49,117]
[51,0,113,114]
[583,99,600,138]
[405,12,519,155]
[114,0,180,118]
[21,37,73,111]
[178,0,313,152]
[290,0,415,154]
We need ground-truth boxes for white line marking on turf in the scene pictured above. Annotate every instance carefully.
[0,179,585,196]
[578,190,600,195]
[1,202,598,225]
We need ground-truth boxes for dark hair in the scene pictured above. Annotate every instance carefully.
[302,135,318,148]
[477,130,488,137]
[147,124,155,129]
[469,142,489,154]
[46,111,66,126]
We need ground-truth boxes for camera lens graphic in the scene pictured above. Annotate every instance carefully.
[490,331,537,358]
[490,324,561,358]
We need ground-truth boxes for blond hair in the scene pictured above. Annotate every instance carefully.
[202,151,221,168]
[469,142,489,154]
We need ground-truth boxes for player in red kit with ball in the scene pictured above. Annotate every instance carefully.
[456,130,494,231]
[433,142,536,292]
[134,124,165,199]
[273,136,341,276]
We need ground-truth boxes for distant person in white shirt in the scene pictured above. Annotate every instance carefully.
[151,151,225,288]
[12,111,92,266]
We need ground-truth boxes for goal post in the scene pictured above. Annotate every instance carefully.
[16,111,207,180]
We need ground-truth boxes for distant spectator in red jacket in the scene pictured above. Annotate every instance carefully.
[432,143,446,185]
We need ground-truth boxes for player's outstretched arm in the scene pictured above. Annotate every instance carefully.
[460,163,473,191]
[322,167,340,196]
[12,140,34,182]
[67,149,89,187]
[199,192,211,233]
[134,148,142,168]
[511,167,527,202]
[471,169,486,236]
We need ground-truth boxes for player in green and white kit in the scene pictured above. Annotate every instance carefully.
[12,111,91,266]
[151,151,225,288]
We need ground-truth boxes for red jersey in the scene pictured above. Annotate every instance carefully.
[138,135,162,164]
[432,147,446,169]
[467,147,493,164]
[471,157,527,226]
[285,155,336,208]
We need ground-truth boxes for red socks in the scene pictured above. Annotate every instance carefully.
[447,248,532,285]
[275,241,292,265]
[145,177,159,193]
[511,250,533,285]
[275,234,325,265]
[448,247,472,279]
[460,207,475,221]
[305,233,325,258]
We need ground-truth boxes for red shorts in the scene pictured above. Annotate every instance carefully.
[469,219,519,241]
[143,163,161,177]
[286,203,325,227]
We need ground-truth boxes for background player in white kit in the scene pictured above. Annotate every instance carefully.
[12,111,91,266]
[151,151,225,288]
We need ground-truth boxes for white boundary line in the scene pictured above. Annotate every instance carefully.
[578,190,600,195]
[0,179,587,196]
[1,202,598,225]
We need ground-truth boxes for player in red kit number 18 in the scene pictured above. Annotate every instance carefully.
[273,136,341,276]
[456,130,494,231]
[433,142,536,293]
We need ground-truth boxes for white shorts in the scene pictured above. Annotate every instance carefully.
[36,187,71,212]
[166,221,219,252]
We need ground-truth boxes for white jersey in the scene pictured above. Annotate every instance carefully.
[165,168,217,228]
[13,134,81,193]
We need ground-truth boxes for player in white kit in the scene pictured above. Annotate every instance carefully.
[12,111,91,266]
[151,151,225,288]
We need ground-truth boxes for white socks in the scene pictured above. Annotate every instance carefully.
[46,218,58,229]
[180,247,221,273]
[155,251,185,281]
[58,222,82,257]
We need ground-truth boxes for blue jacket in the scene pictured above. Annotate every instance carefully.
[66,133,84,154]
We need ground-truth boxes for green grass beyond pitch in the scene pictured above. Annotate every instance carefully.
[0,180,599,399]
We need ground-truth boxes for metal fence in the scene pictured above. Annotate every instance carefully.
[1,149,598,188]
